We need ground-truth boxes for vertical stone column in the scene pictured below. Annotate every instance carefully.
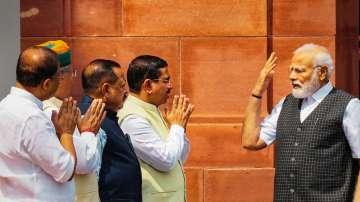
[335,0,359,96]
[0,0,19,99]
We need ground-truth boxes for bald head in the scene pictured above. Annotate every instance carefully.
[82,59,121,94]
[16,46,59,87]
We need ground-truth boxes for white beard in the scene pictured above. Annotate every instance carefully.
[292,72,320,99]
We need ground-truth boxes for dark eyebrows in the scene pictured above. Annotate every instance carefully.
[161,75,170,80]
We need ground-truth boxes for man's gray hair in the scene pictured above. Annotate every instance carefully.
[293,43,334,78]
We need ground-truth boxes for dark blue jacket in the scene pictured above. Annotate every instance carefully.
[80,96,142,202]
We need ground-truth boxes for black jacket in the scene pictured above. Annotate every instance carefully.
[80,96,142,202]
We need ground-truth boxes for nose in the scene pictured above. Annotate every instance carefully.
[289,70,297,81]
[167,82,173,90]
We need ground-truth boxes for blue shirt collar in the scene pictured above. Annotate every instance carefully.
[308,81,333,103]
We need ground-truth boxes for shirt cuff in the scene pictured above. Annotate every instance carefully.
[351,152,360,159]
[170,124,185,134]
[259,132,275,146]
[56,155,75,183]
[80,131,96,137]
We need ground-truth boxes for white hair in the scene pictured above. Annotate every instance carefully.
[293,43,334,78]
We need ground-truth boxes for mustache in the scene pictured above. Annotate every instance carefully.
[292,81,303,87]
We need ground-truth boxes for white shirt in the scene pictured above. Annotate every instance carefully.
[0,87,75,202]
[120,115,190,172]
[260,82,360,158]
[43,97,100,175]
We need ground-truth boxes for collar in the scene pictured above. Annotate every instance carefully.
[127,94,159,112]
[106,109,118,119]
[82,95,118,119]
[10,87,43,110]
[81,95,93,105]
[47,97,63,108]
[307,81,333,103]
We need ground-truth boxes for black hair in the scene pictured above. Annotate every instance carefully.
[16,46,59,87]
[82,59,121,93]
[127,55,168,93]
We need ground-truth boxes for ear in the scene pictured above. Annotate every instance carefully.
[41,78,52,91]
[142,79,153,94]
[100,83,111,100]
[318,65,328,81]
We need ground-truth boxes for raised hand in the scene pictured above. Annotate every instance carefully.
[52,97,78,138]
[252,52,277,96]
[164,95,195,128]
[77,99,106,134]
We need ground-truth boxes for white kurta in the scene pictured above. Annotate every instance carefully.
[0,87,75,202]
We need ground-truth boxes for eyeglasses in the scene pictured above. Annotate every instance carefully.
[289,65,322,75]
[71,69,77,78]
[151,78,171,84]
[60,66,77,78]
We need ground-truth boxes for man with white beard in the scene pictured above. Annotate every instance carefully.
[241,43,360,202]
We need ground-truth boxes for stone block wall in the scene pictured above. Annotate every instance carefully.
[21,1,358,201]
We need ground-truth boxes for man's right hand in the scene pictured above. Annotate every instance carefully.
[51,97,78,138]
[252,52,277,96]
[164,94,195,128]
[77,99,106,134]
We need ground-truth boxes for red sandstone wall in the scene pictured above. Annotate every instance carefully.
[20,1,358,201]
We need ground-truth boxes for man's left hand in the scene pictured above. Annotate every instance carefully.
[77,99,106,134]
